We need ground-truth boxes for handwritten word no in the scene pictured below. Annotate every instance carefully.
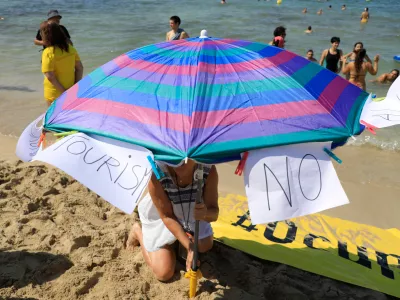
[264,154,322,211]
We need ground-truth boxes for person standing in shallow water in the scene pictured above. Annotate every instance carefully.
[270,26,286,48]
[361,7,369,23]
[166,16,189,41]
[319,37,343,74]
[342,49,379,91]
[34,10,71,48]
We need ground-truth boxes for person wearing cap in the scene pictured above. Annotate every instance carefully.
[34,10,71,47]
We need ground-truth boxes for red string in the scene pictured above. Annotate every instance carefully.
[235,152,249,176]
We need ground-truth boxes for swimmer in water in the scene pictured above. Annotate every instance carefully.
[341,49,379,91]
[270,26,286,48]
[166,16,189,41]
[343,42,371,79]
[328,5,332,9]
[342,5,346,11]
[371,69,399,84]
[221,0,226,4]
[305,26,313,34]
[361,7,369,23]
[302,8,307,13]
[320,36,343,74]
[317,9,323,15]
[306,50,318,62]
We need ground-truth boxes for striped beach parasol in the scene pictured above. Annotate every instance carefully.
[42,31,369,298]
[44,31,368,165]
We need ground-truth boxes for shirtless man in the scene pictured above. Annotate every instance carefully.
[371,69,399,84]
[341,49,379,91]
[305,26,313,34]
[317,9,323,15]
[361,7,369,23]
[166,16,189,41]
[305,50,318,62]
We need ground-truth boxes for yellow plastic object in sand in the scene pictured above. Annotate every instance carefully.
[185,269,202,298]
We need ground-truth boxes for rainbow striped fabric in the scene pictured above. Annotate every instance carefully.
[44,37,368,164]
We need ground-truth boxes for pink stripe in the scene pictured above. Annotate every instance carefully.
[68,98,192,133]
[62,84,79,109]
[66,97,326,132]
[113,54,132,69]
[192,100,328,129]
[318,77,349,112]
[114,51,296,77]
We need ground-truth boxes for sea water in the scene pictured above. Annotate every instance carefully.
[0,0,400,148]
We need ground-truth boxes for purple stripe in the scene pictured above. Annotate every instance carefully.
[153,39,255,51]
[331,83,364,124]
[109,57,309,86]
[51,110,188,151]
[101,60,121,76]
[190,113,344,147]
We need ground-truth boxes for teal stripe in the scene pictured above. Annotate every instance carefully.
[43,124,186,164]
[187,127,352,161]
[141,43,269,58]
[346,91,369,134]
[95,75,303,100]
[291,61,324,87]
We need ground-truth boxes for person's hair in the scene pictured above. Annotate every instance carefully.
[170,16,181,25]
[308,26,312,30]
[331,36,340,43]
[40,21,69,52]
[273,26,286,37]
[392,69,399,78]
[365,7,369,11]
[355,49,366,73]
[353,42,363,51]
[307,49,314,54]
[329,5,332,8]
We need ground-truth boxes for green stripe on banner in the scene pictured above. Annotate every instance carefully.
[95,76,304,101]
[346,91,370,134]
[290,61,324,87]
[140,43,271,58]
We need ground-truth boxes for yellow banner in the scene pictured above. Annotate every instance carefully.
[213,194,400,298]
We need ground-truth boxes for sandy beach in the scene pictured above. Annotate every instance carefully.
[1,134,399,299]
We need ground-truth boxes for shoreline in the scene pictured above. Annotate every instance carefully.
[2,133,399,229]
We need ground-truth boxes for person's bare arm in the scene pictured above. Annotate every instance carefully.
[74,60,84,83]
[368,55,379,75]
[376,73,388,83]
[365,54,372,64]
[43,72,66,93]
[148,174,192,251]
[34,39,44,46]
[341,57,350,74]
[180,31,189,39]
[319,50,327,66]
[338,50,344,73]
[342,52,353,59]
[194,166,219,223]
[166,32,169,42]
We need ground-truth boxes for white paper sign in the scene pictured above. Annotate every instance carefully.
[15,114,45,162]
[244,142,349,224]
[361,77,400,128]
[33,133,153,214]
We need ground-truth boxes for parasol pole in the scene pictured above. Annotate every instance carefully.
[187,163,204,298]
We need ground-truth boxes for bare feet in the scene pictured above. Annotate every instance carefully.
[126,222,141,251]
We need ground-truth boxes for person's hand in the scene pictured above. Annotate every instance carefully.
[185,243,200,271]
[374,55,380,62]
[194,202,208,221]
[341,56,347,63]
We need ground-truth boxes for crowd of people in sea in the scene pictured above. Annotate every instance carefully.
[35,8,398,108]
[30,7,399,282]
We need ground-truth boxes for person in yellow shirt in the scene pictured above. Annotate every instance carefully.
[40,21,83,106]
